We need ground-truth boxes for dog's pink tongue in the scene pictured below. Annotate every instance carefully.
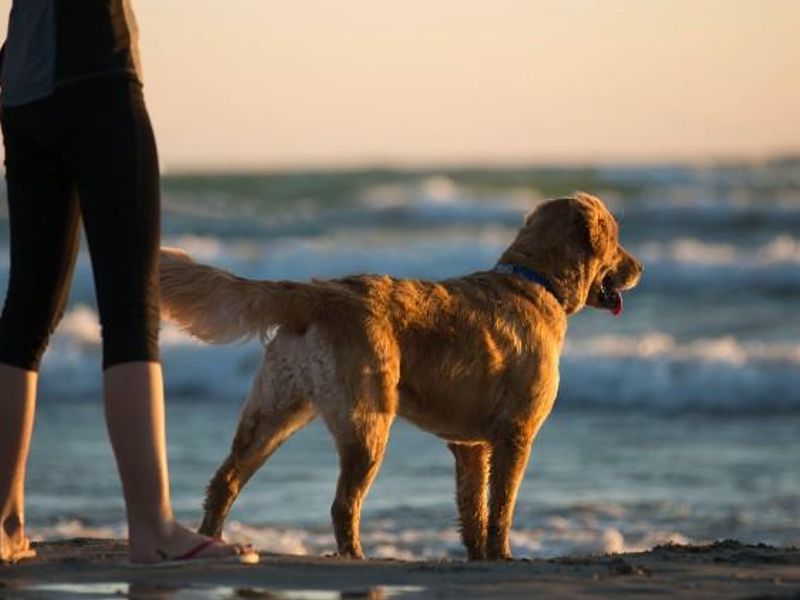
[611,291,623,317]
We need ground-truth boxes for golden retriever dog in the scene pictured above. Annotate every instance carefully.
[159,192,642,560]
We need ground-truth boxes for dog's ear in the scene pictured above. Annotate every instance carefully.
[525,195,610,257]
[570,193,616,257]
[524,197,572,227]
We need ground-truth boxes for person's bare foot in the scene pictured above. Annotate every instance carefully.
[128,520,256,564]
[0,515,36,564]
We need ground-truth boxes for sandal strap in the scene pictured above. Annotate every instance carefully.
[174,538,219,560]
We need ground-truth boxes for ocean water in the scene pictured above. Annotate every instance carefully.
[1,162,799,559]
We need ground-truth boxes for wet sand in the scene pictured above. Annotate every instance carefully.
[1,538,798,599]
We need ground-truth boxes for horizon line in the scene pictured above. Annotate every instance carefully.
[159,152,800,177]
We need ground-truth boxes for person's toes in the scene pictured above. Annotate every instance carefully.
[14,548,37,562]
[185,538,254,560]
[0,544,36,564]
[235,543,254,555]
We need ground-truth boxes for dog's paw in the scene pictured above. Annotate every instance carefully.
[486,549,513,561]
[335,548,366,560]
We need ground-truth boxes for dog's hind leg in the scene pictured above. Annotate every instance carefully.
[448,442,490,560]
[325,411,393,559]
[199,351,315,537]
[308,325,400,558]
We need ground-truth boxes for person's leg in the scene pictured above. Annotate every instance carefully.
[105,361,255,562]
[0,365,37,563]
[0,100,81,563]
[62,81,254,562]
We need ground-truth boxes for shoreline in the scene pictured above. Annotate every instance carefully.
[1,539,798,599]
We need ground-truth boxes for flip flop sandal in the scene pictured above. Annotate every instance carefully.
[127,539,260,568]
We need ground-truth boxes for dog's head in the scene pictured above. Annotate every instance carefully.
[499,192,642,315]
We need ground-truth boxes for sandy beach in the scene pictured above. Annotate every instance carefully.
[0,539,797,599]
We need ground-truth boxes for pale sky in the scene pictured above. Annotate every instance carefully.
[1,0,799,171]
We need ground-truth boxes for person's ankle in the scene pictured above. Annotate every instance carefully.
[127,514,178,550]
[1,511,25,538]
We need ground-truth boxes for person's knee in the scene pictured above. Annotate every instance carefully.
[100,312,160,370]
[93,253,161,369]
[0,312,57,371]
[0,282,73,369]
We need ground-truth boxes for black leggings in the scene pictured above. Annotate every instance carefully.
[0,79,160,371]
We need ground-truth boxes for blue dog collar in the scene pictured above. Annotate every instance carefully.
[493,263,561,305]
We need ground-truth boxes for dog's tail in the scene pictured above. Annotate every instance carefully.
[159,247,320,344]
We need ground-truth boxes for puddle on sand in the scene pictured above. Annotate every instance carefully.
[15,582,425,599]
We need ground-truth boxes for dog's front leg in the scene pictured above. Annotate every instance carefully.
[486,430,533,560]
[448,442,490,560]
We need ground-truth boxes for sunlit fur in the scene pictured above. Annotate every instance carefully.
[160,192,642,560]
